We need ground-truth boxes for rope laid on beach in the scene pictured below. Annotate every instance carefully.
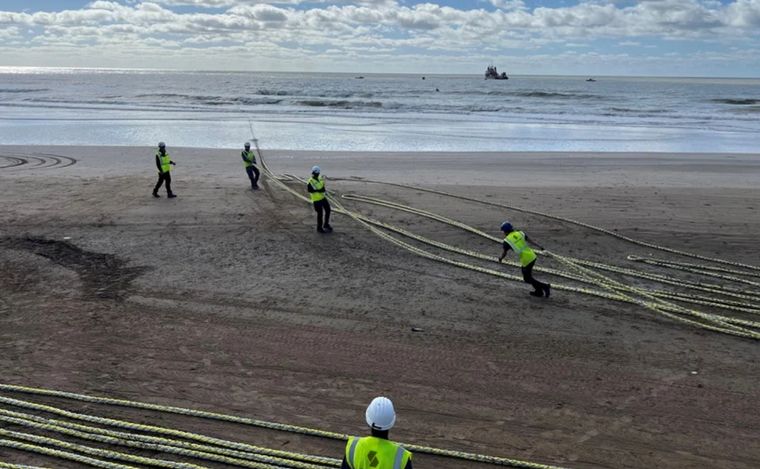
[344,204,760,320]
[270,167,758,344]
[0,463,50,469]
[7,144,755,469]
[340,193,760,299]
[0,385,565,469]
[338,192,760,304]
[271,173,758,338]
[0,394,338,469]
[332,178,760,273]
[0,437,139,469]
[320,182,760,338]
[0,410,331,469]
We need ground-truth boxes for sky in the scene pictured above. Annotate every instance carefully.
[0,0,759,76]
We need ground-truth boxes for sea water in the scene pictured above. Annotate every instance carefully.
[1,67,759,153]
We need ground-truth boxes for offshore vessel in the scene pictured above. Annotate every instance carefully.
[485,65,508,80]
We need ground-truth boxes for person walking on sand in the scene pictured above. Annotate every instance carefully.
[498,221,551,297]
[241,141,260,190]
[152,142,177,198]
[307,166,332,233]
[341,397,412,469]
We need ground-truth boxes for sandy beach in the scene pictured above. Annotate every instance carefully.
[2,145,760,468]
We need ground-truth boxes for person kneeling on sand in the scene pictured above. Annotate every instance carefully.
[307,165,332,233]
[241,141,260,190]
[342,397,412,469]
[498,221,551,297]
[152,142,177,198]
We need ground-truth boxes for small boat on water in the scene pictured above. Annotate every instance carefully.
[586,78,596,82]
[485,65,508,80]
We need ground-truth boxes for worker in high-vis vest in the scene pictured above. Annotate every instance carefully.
[341,397,412,469]
[152,142,177,198]
[498,221,551,297]
[241,142,260,190]
[307,165,332,233]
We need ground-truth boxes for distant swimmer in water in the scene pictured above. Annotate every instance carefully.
[435,88,439,92]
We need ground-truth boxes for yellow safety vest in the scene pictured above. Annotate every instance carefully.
[242,150,256,168]
[308,175,326,202]
[157,152,171,174]
[345,436,412,469]
[505,230,537,267]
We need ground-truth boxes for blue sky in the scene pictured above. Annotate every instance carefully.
[0,1,759,76]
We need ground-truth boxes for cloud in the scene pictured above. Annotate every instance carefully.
[0,0,758,74]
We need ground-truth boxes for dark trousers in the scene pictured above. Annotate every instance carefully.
[153,172,172,195]
[313,199,331,229]
[522,260,548,292]
[245,165,260,188]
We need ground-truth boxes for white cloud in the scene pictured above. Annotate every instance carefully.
[0,0,758,74]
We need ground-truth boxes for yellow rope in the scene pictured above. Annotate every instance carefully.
[0,411,328,469]
[0,463,49,469]
[0,394,337,468]
[0,385,564,469]
[6,138,754,469]
[328,187,760,338]
[0,436,140,469]
[334,178,760,273]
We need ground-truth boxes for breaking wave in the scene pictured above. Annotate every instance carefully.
[297,100,384,109]
[0,88,49,93]
[711,98,760,105]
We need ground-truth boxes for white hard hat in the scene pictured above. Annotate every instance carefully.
[365,397,396,431]
[158,141,166,148]
[244,142,251,147]
[311,165,321,174]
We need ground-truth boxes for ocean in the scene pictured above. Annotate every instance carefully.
[1,67,759,153]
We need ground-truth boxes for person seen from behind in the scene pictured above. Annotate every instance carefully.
[342,397,412,469]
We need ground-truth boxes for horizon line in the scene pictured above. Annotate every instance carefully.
[0,65,758,80]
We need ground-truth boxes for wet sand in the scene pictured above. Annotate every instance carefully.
[1,146,760,468]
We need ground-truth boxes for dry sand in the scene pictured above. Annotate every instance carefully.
[1,146,760,468]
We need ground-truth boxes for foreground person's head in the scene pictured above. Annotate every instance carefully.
[366,396,396,438]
